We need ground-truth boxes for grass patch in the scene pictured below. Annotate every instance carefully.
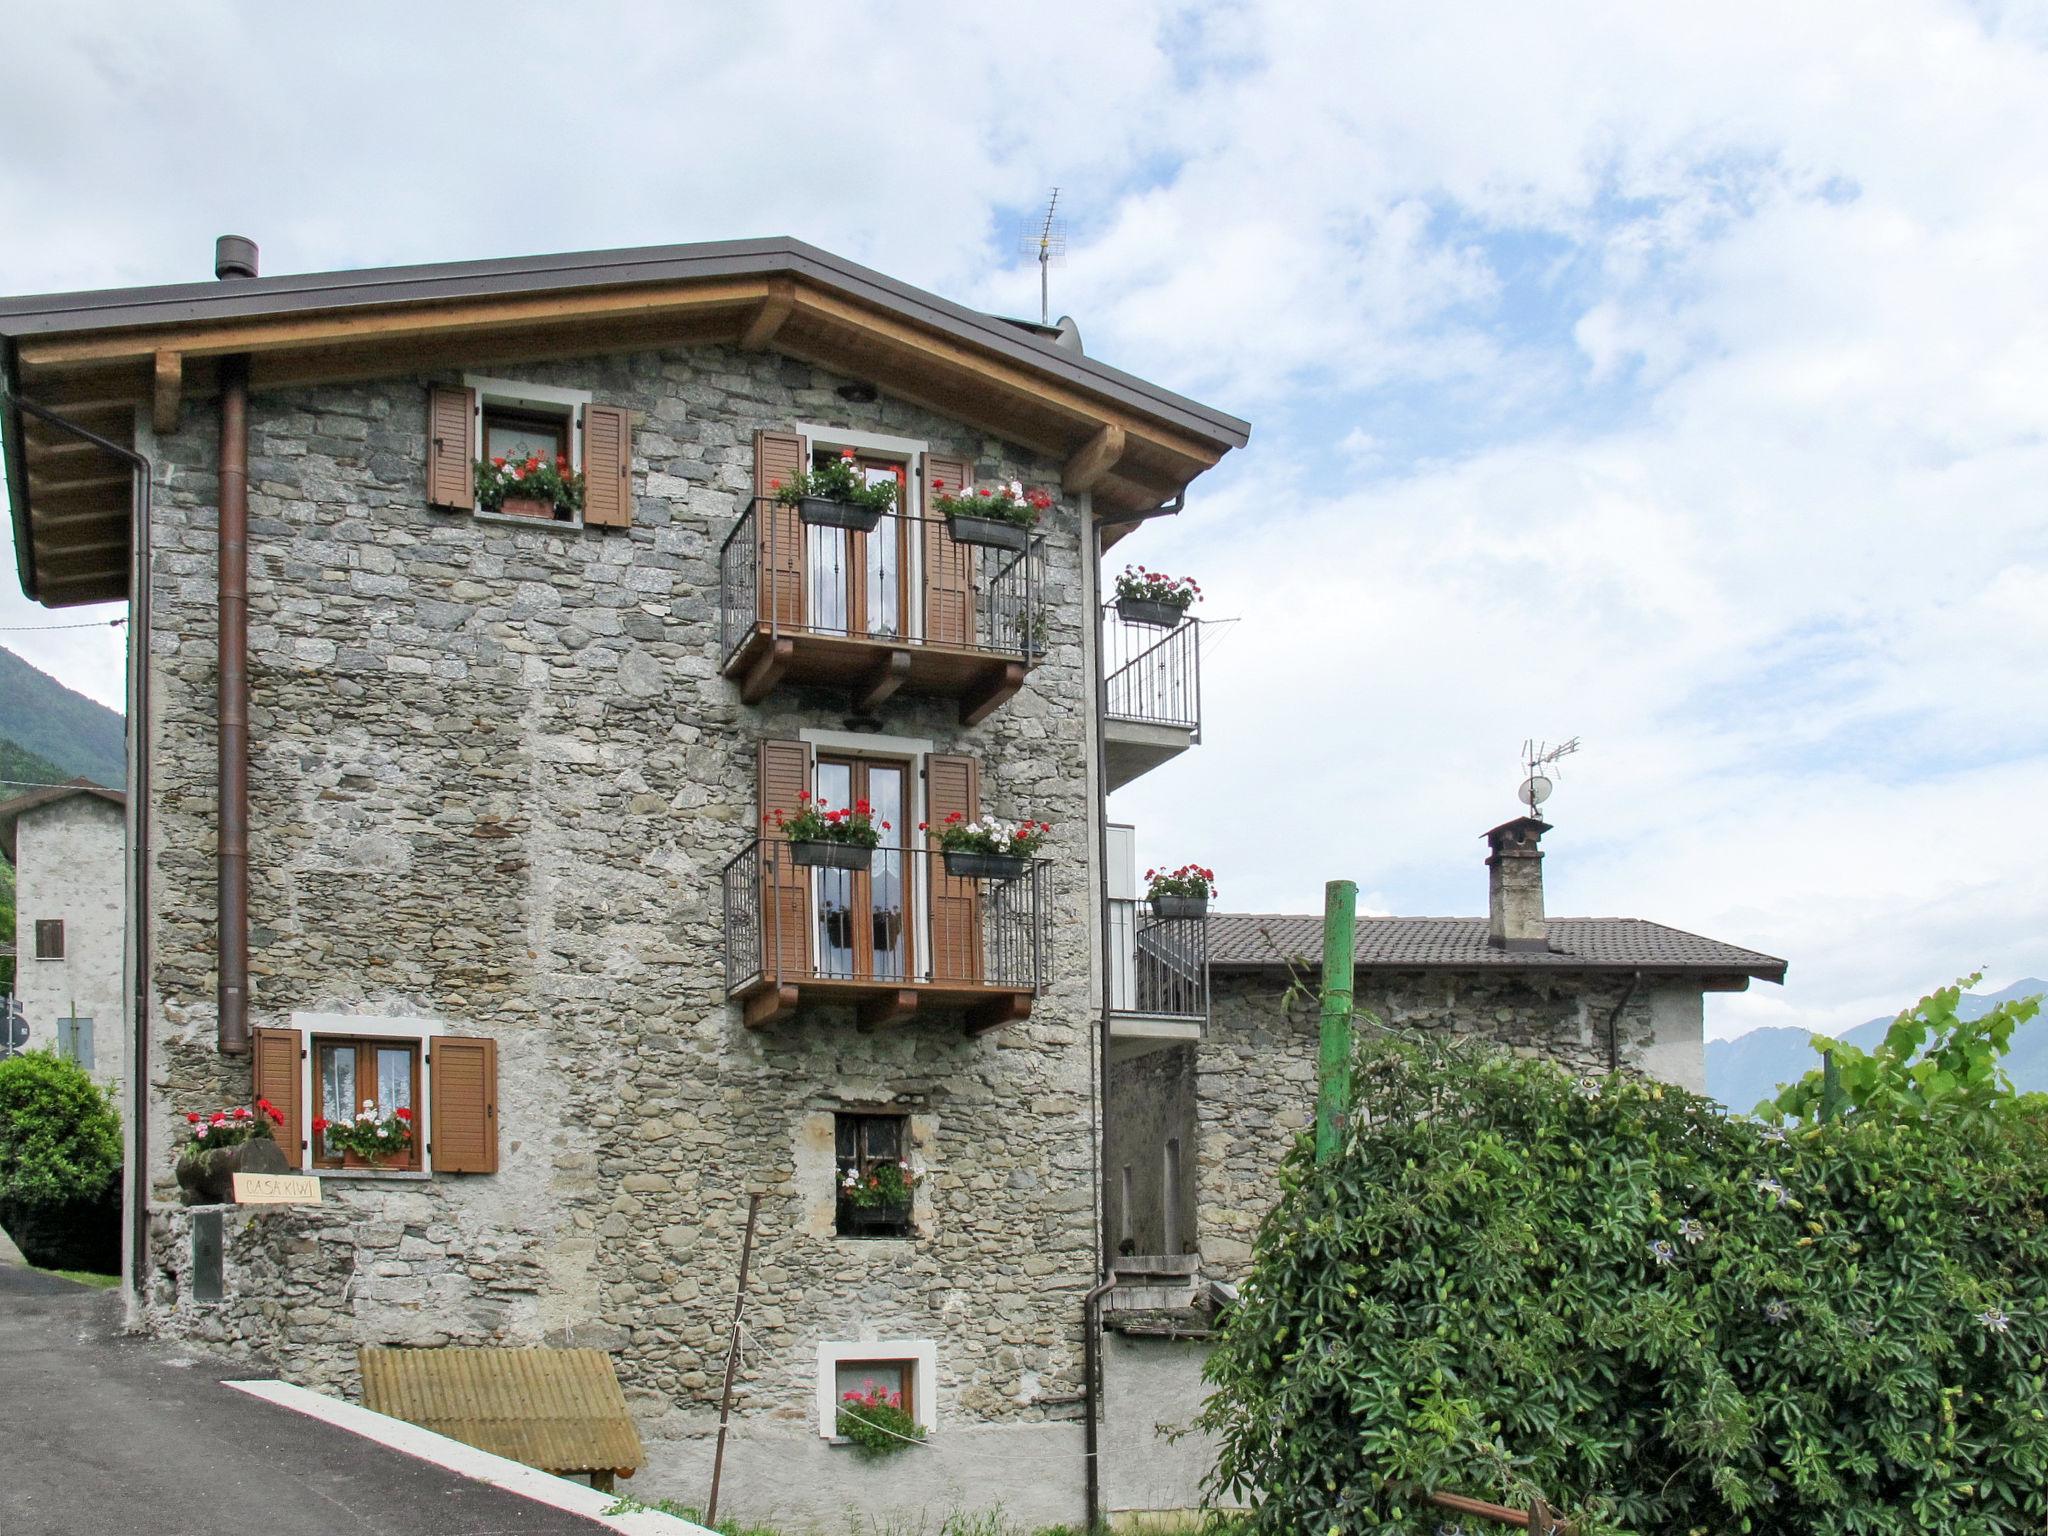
[38,1267,119,1289]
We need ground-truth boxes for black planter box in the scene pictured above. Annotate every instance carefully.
[1149,894,1210,920]
[799,496,885,533]
[945,513,1030,551]
[1116,596,1188,629]
[792,840,874,871]
[944,850,1028,882]
[837,1197,914,1239]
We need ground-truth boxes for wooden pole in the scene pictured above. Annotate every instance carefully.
[1315,879,1358,1164]
[705,1192,762,1527]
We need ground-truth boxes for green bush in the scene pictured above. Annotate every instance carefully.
[1199,1031,2048,1535]
[0,1048,120,1206]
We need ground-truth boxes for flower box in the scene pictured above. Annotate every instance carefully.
[944,850,1028,882]
[498,494,558,521]
[342,1150,407,1171]
[945,512,1030,551]
[793,840,873,872]
[1116,596,1187,629]
[1150,894,1210,920]
[836,1197,914,1238]
[175,1135,288,1206]
[799,495,885,534]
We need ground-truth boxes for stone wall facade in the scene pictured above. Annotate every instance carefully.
[134,341,1103,1529]
[12,792,126,1080]
[1191,968,1700,1274]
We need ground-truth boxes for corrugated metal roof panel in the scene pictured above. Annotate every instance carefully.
[358,1347,643,1476]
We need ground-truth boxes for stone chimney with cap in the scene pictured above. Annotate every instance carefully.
[1485,815,1552,952]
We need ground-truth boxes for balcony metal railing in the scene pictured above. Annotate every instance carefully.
[720,498,1047,671]
[1102,606,1201,736]
[1108,897,1209,1022]
[722,839,1050,996]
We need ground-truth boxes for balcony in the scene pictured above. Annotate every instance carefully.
[720,498,1046,723]
[722,839,1048,1032]
[1108,897,1209,1056]
[1102,606,1201,790]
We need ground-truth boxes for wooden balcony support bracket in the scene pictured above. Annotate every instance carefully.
[852,648,912,714]
[743,984,801,1029]
[965,992,1033,1036]
[858,989,921,1030]
[740,278,797,352]
[1062,422,1126,494]
[740,637,794,704]
[152,350,183,435]
[959,661,1026,727]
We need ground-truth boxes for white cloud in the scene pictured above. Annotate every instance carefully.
[3,1,2044,1039]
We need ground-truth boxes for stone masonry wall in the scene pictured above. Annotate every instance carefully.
[1194,968,1674,1275]
[135,342,1099,1528]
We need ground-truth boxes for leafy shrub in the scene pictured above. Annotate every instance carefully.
[1199,1031,2048,1534]
[836,1383,925,1459]
[0,1049,120,1206]
[1765,972,2043,1126]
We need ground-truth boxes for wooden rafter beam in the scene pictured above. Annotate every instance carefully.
[959,661,1025,728]
[152,350,182,434]
[964,992,1033,1035]
[1062,423,1126,493]
[742,984,800,1029]
[739,277,796,351]
[739,637,793,704]
[858,990,920,1030]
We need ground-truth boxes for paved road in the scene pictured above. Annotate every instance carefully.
[0,1264,612,1536]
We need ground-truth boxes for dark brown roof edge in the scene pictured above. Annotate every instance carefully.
[0,236,1250,451]
[0,778,125,864]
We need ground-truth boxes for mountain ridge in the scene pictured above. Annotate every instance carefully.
[0,643,125,788]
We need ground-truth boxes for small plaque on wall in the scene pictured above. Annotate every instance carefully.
[232,1173,323,1205]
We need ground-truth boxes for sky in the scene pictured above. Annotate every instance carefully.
[1,1,2043,1041]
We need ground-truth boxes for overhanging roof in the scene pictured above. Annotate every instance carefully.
[0,778,124,864]
[2,236,1251,607]
[1208,913,1787,985]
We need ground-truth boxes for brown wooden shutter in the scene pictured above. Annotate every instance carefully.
[754,429,807,629]
[925,754,983,983]
[757,738,814,982]
[922,454,974,647]
[251,1026,304,1170]
[430,1035,498,1174]
[581,403,633,527]
[426,386,476,510]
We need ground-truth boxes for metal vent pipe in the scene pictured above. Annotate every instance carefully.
[214,236,255,1054]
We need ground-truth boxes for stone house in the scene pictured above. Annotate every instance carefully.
[0,779,126,1078]
[0,235,1248,1530]
[1094,815,1785,1516]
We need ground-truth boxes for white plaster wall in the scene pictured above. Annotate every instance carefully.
[1099,1332,1229,1522]
[12,795,125,1080]
[1638,980,1707,1094]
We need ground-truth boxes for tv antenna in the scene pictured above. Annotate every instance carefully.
[1019,188,1067,326]
[1518,737,1580,818]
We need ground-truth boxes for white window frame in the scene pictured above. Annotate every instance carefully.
[293,1011,445,1180]
[816,1338,938,1441]
[466,374,593,530]
[799,729,934,976]
[794,424,931,641]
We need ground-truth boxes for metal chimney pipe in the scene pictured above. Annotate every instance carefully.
[214,236,255,1055]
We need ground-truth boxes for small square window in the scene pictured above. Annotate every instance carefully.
[483,404,570,468]
[313,1035,422,1171]
[34,919,64,959]
[816,1340,936,1443]
[834,1358,913,1418]
[835,1112,914,1239]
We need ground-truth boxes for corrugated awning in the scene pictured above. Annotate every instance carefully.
[358,1346,644,1478]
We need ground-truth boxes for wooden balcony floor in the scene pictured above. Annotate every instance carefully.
[725,626,1026,724]
[734,974,1035,1034]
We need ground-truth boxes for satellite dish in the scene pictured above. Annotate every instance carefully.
[1519,774,1553,812]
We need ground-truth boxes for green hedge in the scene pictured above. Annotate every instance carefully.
[0,1050,122,1273]
[1199,1035,2048,1534]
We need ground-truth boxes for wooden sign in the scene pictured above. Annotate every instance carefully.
[232,1172,323,1205]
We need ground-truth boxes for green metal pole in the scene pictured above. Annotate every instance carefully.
[1315,879,1358,1164]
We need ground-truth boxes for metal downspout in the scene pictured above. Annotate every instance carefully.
[1087,495,1118,1534]
[1607,970,1644,1073]
[213,234,257,1055]
[8,394,154,1293]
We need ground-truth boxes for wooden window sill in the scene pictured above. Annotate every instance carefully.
[315,1167,432,1182]
[473,506,586,533]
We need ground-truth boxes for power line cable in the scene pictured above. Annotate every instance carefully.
[0,617,127,632]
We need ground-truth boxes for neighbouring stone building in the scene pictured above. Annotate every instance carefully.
[0,235,1249,1531]
[1,779,126,1079]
